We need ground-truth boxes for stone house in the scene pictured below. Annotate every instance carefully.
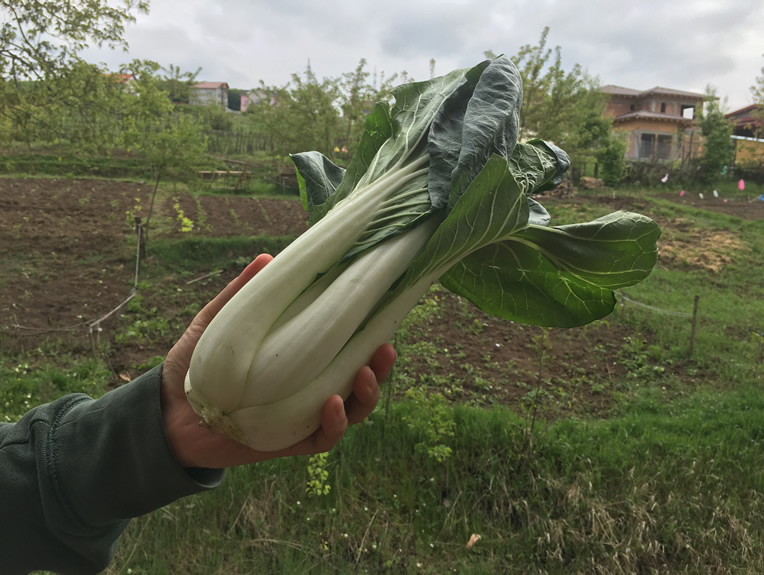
[190,81,229,109]
[600,85,706,163]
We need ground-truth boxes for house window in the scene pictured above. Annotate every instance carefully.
[657,135,673,159]
[639,133,655,159]
[638,133,673,160]
[660,102,667,114]
[681,105,695,119]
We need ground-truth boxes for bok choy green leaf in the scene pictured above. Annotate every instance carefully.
[184,55,660,452]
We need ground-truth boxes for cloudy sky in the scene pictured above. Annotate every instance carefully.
[83,0,764,112]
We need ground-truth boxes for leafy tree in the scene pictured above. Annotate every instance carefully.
[228,88,243,111]
[0,59,141,151]
[337,59,400,152]
[120,60,206,242]
[0,0,147,80]
[339,59,373,149]
[508,28,606,146]
[136,112,206,240]
[246,70,341,157]
[751,54,764,105]
[283,70,341,155]
[509,27,555,140]
[159,63,201,104]
[750,54,764,138]
[491,28,615,184]
[697,86,735,182]
[596,132,628,186]
[44,61,133,152]
[0,0,147,147]
[246,59,403,159]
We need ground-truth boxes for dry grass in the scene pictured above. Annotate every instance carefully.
[658,217,750,273]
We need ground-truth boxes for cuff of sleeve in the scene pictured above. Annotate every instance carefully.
[51,364,224,530]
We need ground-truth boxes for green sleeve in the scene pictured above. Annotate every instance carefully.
[0,364,224,574]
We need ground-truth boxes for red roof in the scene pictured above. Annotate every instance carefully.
[193,81,229,90]
[726,104,761,120]
[106,73,134,83]
[601,85,705,100]
[613,110,695,124]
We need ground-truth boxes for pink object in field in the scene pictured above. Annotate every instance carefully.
[739,179,745,191]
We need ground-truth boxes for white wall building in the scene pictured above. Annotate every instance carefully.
[190,81,229,109]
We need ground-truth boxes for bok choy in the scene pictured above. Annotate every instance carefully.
[184,56,660,451]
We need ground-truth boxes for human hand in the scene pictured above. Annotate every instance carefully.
[161,254,396,469]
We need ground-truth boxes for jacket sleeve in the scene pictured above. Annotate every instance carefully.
[0,364,225,575]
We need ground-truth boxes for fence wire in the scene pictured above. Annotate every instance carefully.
[618,293,694,318]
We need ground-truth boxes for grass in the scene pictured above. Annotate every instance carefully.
[620,200,764,381]
[0,151,153,180]
[101,186,764,574]
[0,355,110,422]
[107,385,764,574]
[3,173,764,573]
[145,235,295,274]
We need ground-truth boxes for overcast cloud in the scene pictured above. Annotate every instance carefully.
[82,0,764,111]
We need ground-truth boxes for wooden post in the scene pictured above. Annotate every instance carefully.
[689,295,700,355]
[135,216,145,260]
[620,294,627,321]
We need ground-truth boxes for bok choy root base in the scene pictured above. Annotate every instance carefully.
[184,56,661,452]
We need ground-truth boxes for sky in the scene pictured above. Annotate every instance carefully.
[82,0,764,112]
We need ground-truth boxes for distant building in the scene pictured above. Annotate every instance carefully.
[240,89,277,112]
[726,104,764,168]
[600,85,706,162]
[726,104,763,138]
[190,81,229,109]
[106,73,136,94]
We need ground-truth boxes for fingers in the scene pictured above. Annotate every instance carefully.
[345,344,395,425]
[285,344,397,456]
[368,343,397,386]
[313,395,349,451]
[344,367,380,425]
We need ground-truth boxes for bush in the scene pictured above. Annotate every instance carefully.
[596,132,627,186]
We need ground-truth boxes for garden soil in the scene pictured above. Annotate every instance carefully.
[2,177,754,416]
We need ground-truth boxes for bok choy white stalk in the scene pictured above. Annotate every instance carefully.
[184,56,661,451]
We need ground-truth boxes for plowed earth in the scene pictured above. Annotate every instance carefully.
[3,178,749,416]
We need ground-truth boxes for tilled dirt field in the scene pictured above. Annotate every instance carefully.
[2,177,740,414]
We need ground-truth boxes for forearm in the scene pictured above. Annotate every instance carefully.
[0,364,224,575]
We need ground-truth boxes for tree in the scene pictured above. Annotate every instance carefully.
[159,63,201,104]
[697,86,735,182]
[0,0,148,147]
[751,54,764,105]
[337,59,400,153]
[750,54,764,138]
[509,27,555,140]
[120,60,206,242]
[137,112,206,241]
[228,88,243,111]
[492,28,616,183]
[44,61,133,152]
[246,69,341,158]
[596,133,628,186]
[0,0,147,80]
[245,59,405,160]
[339,59,373,149]
[507,28,606,146]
